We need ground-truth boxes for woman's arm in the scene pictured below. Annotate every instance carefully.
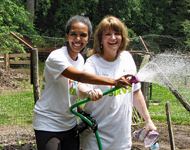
[62,66,132,88]
[133,89,157,137]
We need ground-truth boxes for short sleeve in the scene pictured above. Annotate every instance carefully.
[46,49,72,80]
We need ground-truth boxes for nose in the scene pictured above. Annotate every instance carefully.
[76,35,81,40]
[111,34,116,39]
[73,34,81,41]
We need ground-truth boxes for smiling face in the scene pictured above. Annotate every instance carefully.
[101,28,122,61]
[66,21,89,60]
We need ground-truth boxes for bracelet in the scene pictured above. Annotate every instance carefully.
[86,90,92,98]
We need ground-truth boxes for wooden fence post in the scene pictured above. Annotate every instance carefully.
[4,53,10,71]
[31,48,40,104]
[139,54,152,108]
[165,101,175,150]
[141,82,149,108]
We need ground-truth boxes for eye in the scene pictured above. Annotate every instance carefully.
[80,33,88,38]
[70,32,77,36]
[105,33,111,36]
[115,32,121,35]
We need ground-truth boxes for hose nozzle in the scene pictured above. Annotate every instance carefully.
[130,75,140,84]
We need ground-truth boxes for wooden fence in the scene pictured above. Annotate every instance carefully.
[0,53,30,74]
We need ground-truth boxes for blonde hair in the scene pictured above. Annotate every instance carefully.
[88,16,129,57]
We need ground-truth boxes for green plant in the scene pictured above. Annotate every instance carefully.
[0,144,4,150]
[0,0,38,53]
[38,61,45,76]
[18,140,25,146]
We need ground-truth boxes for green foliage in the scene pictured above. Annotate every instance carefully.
[0,0,38,53]
[1,0,37,35]
[18,140,26,146]
[35,0,98,37]
[1,0,190,53]
[182,20,190,46]
[34,0,138,37]
[39,61,45,76]
[127,28,137,38]
[95,0,131,24]
[0,33,27,53]
[182,0,190,48]
[34,0,190,39]
[14,0,26,7]
[130,0,190,37]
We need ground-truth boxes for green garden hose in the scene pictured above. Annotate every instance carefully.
[70,87,121,150]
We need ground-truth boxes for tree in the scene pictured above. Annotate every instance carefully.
[182,0,190,48]
[0,0,38,53]
[34,0,98,37]
[34,0,137,37]
[130,0,190,37]
[95,0,132,29]
[3,0,189,41]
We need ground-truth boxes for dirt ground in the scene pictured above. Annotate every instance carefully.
[0,68,30,92]
[132,122,190,150]
[0,122,190,150]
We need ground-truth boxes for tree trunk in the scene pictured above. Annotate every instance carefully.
[26,0,35,23]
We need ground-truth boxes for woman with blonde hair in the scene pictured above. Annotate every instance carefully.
[88,15,129,58]
[78,16,156,150]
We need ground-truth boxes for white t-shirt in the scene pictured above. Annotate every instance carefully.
[80,51,141,150]
[33,46,84,132]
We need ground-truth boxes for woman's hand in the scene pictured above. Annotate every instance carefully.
[87,89,103,101]
[114,74,134,88]
[144,120,157,137]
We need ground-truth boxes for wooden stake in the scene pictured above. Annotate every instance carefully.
[139,36,149,52]
[165,101,175,150]
[32,48,40,103]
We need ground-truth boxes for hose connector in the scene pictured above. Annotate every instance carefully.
[130,75,140,84]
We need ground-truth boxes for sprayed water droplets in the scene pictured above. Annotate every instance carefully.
[137,53,190,101]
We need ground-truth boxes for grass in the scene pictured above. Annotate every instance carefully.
[0,89,35,127]
[0,83,189,128]
[0,61,189,127]
[0,62,44,128]
[148,83,190,125]
[39,61,45,76]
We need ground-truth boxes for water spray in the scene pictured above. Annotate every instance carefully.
[145,62,190,113]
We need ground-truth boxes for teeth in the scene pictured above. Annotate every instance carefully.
[109,42,116,44]
[74,43,81,47]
